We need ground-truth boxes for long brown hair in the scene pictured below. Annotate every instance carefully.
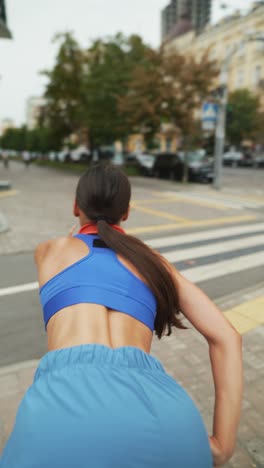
[76,162,186,339]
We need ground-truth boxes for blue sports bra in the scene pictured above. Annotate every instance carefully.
[39,226,157,332]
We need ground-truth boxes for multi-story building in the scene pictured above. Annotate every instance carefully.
[0,118,14,137]
[26,97,46,130]
[161,0,211,41]
[164,2,264,106]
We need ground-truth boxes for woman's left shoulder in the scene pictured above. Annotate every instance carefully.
[34,237,70,265]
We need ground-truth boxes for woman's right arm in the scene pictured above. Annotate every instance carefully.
[170,266,243,466]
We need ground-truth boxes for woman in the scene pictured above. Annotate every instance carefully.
[0,163,242,468]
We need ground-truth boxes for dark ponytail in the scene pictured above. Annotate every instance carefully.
[76,162,186,339]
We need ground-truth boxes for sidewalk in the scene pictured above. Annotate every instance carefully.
[0,291,263,467]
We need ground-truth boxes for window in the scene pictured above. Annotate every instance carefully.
[236,69,244,88]
[253,65,262,87]
[237,42,246,58]
[256,40,264,53]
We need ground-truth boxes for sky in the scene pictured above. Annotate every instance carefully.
[0,0,254,126]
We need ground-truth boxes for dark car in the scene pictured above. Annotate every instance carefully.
[152,151,214,183]
[253,153,264,168]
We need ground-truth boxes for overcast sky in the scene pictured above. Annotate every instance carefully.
[0,0,253,125]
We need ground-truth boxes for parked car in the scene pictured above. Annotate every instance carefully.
[136,153,156,176]
[70,146,91,164]
[253,153,264,168]
[240,149,255,167]
[57,149,71,163]
[152,151,213,183]
[223,149,243,167]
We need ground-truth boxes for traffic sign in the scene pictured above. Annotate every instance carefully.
[202,102,219,132]
[202,102,219,122]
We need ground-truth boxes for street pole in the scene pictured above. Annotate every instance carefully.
[213,70,228,190]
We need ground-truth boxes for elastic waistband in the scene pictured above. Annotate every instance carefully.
[34,344,165,381]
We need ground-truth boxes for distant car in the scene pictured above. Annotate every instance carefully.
[57,150,71,163]
[136,153,156,176]
[70,146,91,164]
[48,151,58,162]
[240,149,255,167]
[253,153,264,168]
[223,150,243,167]
[152,151,213,183]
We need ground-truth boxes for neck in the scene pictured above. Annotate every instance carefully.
[78,222,125,235]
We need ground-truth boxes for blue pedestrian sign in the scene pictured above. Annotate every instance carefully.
[202,102,219,131]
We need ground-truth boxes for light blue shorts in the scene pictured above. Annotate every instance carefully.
[0,344,212,467]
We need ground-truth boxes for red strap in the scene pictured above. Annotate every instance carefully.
[78,223,125,235]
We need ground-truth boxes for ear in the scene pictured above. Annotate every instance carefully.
[122,206,130,222]
[73,200,80,217]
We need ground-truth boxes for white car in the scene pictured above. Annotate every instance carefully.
[57,150,71,163]
[136,153,156,176]
[70,146,91,163]
[223,150,243,167]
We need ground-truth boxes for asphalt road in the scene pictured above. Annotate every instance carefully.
[0,162,264,367]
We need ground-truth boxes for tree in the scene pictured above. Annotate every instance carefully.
[0,126,27,151]
[226,89,262,145]
[118,48,218,179]
[41,32,86,143]
[82,33,153,146]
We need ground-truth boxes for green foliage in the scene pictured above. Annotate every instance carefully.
[226,89,262,145]
[41,32,86,141]
[118,49,218,144]
[41,32,218,149]
[0,126,59,153]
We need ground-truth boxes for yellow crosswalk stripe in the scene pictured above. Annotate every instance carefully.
[224,296,264,334]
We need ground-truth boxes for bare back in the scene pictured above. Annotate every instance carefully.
[35,236,153,353]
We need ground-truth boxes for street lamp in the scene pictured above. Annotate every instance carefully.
[213,33,264,190]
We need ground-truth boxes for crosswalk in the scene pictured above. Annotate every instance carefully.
[0,221,264,298]
[146,221,264,284]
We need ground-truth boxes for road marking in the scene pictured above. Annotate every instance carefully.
[182,251,264,283]
[130,204,192,224]
[161,190,264,210]
[164,234,264,263]
[133,197,228,211]
[0,190,18,198]
[224,296,264,334]
[1,249,264,298]
[127,215,256,235]
[148,222,264,248]
[150,191,229,211]
[0,282,38,297]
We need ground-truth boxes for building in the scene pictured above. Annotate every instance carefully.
[161,0,177,41]
[0,0,12,38]
[161,0,211,41]
[164,2,264,106]
[26,97,46,130]
[0,118,14,137]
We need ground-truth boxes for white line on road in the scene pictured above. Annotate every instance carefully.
[1,224,264,298]
[164,234,264,263]
[0,282,39,297]
[183,252,264,283]
[147,222,264,248]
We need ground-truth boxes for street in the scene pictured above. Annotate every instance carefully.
[0,162,264,466]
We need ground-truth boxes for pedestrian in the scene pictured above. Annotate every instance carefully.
[0,163,243,468]
[2,151,9,169]
[22,151,30,168]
